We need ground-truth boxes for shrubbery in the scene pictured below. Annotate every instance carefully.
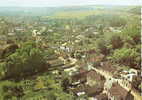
[107,18,141,69]
[96,38,110,55]
[96,31,124,56]
[97,17,141,69]
[121,18,141,44]
[110,34,123,49]
[0,41,47,79]
[0,81,23,100]
[0,75,75,100]
[109,16,127,27]
[109,48,140,69]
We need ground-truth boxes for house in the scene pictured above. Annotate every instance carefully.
[95,93,108,100]
[48,29,53,32]
[15,27,24,31]
[93,31,99,35]
[8,32,16,36]
[104,78,116,93]
[71,69,88,85]
[71,68,105,97]
[87,54,104,64]
[125,74,136,82]
[108,83,134,100]
[76,35,85,40]
[59,46,71,52]
[88,97,97,100]
[48,59,64,67]
[32,30,41,37]
[71,85,87,96]
[86,70,105,87]
[71,83,104,97]
[119,69,138,82]
[85,85,104,97]
[32,30,42,43]
[129,69,138,75]
[99,61,116,73]
[64,65,78,76]
[104,27,122,33]
[76,91,85,96]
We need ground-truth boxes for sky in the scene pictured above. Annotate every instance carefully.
[0,0,142,7]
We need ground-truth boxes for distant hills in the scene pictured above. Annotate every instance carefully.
[0,6,95,16]
[128,7,141,15]
[0,5,140,16]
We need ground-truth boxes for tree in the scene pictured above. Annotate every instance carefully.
[1,41,47,79]
[96,38,110,55]
[109,48,140,69]
[110,34,123,49]
[121,18,140,44]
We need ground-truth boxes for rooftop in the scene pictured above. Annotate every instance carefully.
[109,83,134,100]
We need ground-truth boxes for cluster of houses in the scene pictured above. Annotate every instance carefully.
[0,20,138,100]
[118,69,138,82]
[103,27,122,33]
[69,63,135,100]
[107,83,134,100]
[43,38,138,100]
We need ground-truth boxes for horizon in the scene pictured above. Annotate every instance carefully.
[0,0,141,7]
[0,5,140,8]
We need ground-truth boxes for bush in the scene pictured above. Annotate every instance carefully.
[0,41,47,79]
[109,48,140,69]
[110,34,123,49]
[96,38,110,55]
[132,76,142,92]
[109,16,127,27]
[0,81,23,100]
[103,32,123,50]
[122,36,135,47]
[22,75,75,100]
[0,44,18,59]
[135,44,141,53]
[121,18,141,44]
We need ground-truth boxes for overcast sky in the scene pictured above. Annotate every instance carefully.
[0,0,142,7]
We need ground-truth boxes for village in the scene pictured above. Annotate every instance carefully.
[0,6,141,100]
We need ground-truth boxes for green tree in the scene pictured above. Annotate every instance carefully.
[109,48,140,69]
[1,41,47,79]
